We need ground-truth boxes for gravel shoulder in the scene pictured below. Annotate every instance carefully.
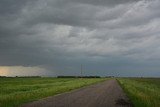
[21,79,132,107]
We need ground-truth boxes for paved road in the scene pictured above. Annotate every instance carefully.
[21,79,132,107]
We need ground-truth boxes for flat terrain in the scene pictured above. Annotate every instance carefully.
[1,77,159,107]
[118,78,160,107]
[22,79,132,107]
[0,77,106,107]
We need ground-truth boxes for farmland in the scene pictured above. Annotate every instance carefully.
[0,77,107,107]
[118,78,160,107]
[1,77,160,107]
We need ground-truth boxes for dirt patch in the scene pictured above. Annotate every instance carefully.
[115,98,133,106]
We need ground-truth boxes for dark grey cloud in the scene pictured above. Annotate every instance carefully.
[66,0,141,6]
[0,0,160,77]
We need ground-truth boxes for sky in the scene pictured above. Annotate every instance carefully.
[0,0,160,77]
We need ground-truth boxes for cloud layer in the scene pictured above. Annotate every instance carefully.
[0,0,160,77]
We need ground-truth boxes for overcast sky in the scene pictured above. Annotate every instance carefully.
[0,0,160,77]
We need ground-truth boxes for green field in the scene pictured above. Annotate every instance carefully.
[0,77,106,107]
[118,78,160,107]
[1,77,159,107]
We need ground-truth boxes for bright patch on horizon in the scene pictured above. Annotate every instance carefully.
[0,66,51,77]
[0,67,9,76]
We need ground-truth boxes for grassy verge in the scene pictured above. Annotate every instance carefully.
[0,77,107,107]
[118,78,160,107]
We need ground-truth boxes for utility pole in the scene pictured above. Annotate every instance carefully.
[81,64,82,78]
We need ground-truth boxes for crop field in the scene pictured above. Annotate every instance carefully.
[118,78,160,107]
[0,77,107,107]
[1,77,159,107]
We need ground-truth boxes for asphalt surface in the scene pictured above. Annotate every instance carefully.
[21,79,132,107]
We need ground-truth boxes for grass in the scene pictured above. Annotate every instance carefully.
[0,77,107,107]
[118,78,160,107]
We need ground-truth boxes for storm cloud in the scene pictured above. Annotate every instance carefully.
[0,0,160,77]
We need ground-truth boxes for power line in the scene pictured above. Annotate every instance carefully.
[81,64,82,77]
